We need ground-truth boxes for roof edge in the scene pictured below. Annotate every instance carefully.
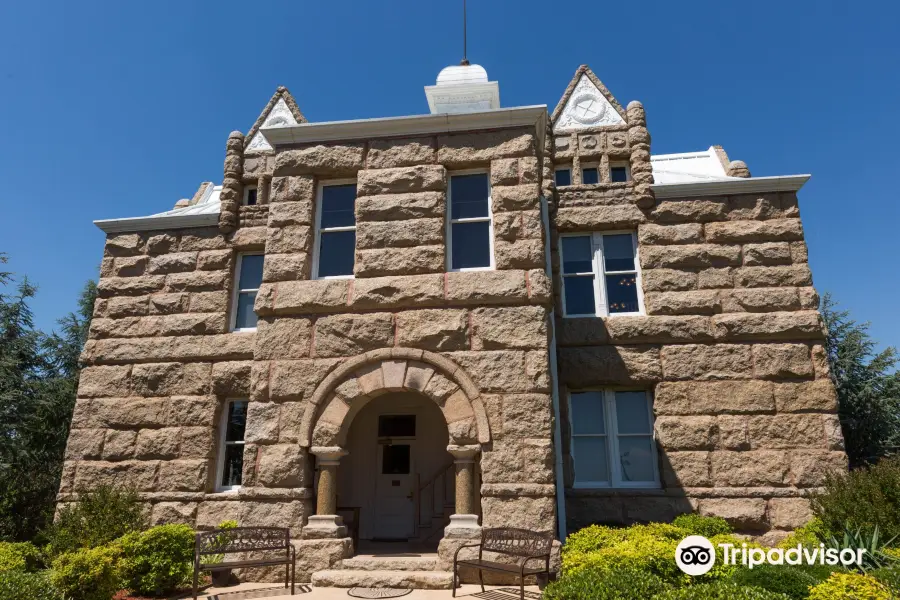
[652,175,811,199]
[94,212,219,234]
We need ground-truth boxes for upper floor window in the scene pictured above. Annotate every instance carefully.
[581,165,600,185]
[448,172,494,271]
[560,232,642,317]
[314,181,357,278]
[555,168,572,187]
[243,185,258,206]
[231,253,263,331]
[216,399,247,492]
[569,390,658,488]
[610,163,630,183]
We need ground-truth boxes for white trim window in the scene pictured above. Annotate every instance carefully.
[569,390,659,488]
[581,164,600,185]
[231,253,263,331]
[560,232,643,317]
[555,167,572,187]
[314,181,357,279]
[243,185,258,206]
[448,172,495,271]
[609,162,631,183]
[216,399,248,492]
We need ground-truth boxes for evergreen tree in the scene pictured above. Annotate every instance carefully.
[822,293,900,468]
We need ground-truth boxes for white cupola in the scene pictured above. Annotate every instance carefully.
[425,61,500,114]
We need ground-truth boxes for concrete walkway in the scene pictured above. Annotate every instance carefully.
[191,582,542,600]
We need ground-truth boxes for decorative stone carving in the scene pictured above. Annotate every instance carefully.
[246,98,300,153]
[553,74,625,132]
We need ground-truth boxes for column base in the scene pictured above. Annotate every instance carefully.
[301,515,348,539]
[444,514,481,537]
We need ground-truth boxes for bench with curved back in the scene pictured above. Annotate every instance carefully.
[453,527,554,600]
[192,526,295,599]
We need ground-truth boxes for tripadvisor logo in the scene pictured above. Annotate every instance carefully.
[675,535,868,575]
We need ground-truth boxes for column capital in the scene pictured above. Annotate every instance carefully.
[447,444,480,462]
[311,446,348,465]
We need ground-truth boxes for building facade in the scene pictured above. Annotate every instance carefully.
[61,64,846,585]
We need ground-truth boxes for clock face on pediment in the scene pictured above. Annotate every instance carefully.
[554,74,624,133]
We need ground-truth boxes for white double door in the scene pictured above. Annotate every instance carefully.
[373,438,416,540]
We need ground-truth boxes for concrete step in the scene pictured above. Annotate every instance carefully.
[341,556,438,571]
[312,569,454,589]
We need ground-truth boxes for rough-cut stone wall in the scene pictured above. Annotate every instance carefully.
[553,183,845,542]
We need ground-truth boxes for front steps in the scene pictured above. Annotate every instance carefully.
[341,556,438,571]
[311,569,453,589]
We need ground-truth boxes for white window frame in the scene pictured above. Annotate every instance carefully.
[554,166,573,187]
[243,185,258,206]
[215,398,248,493]
[229,252,263,332]
[609,162,631,183]
[312,178,358,280]
[559,231,644,318]
[447,169,496,272]
[580,163,600,185]
[568,389,660,489]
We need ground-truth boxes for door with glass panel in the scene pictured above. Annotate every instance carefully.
[373,415,416,540]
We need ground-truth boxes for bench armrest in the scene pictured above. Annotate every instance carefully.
[453,542,482,563]
[518,551,551,570]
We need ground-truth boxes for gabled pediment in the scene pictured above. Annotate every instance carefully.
[551,65,626,133]
[245,86,307,153]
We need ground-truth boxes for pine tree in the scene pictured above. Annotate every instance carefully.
[822,293,900,468]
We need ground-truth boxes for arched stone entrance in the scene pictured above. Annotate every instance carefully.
[300,348,490,541]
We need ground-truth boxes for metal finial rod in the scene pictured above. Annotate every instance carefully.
[461,0,470,66]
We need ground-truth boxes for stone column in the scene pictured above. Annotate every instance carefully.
[257,174,271,205]
[446,444,481,532]
[304,446,348,539]
[218,131,243,233]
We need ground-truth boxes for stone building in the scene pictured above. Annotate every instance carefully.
[63,62,846,587]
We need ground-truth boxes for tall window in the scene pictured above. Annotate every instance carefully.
[315,182,357,278]
[217,399,248,491]
[231,254,263,330]
[569,390,658,488]
[448,172,494,271]
[560,232,642,317]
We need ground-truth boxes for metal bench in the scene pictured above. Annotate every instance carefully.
[452,527,553,600]
[192,526,296,599]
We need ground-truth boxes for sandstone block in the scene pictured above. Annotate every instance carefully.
[179,427,215,459]
[131,362,210,396]
[698,268,734,289]
[396,309,468,351]
[734,265,812,288]
[726,193,781,220]
[262,253,309,282]
[147,253,197,275]
[705,219,804,243]
[227,226,267,249]
[314,313,394,357]
[559,345,661,386]
[651,198,728,223]
[790,241,808,264]
[752,344,813,379]
[74,460,158,491]
[105,233,145,256]
[638,223,703,245]
[357,165,446,195]
[654,416,717,450]
[768,498,812,530]
[179,230,228,251]
[274,144,365,176]
[491,184,540,211]
[367,137,435,168]
[660,344,753,380]
[654,381,775,415]
[150,502,197,526]
[269,280,350,315]
[490,158,519,186]
[107,296,150,318]
[211,361,253,396]
[113,256,149,277]
[270,175,315,204]
[165,270,226,292]
[640,244,741,269]
[65,428,106,460]
[351,274,444,309]
[97,276,165,298]
[189,291,229,314]
[605,315,714,343]
[773,380,838,412]
[472,306,546,349]
[157,460,208,492]
[481,496,555,533]
[135,428,180,459]
[148,293,188,315]
[711,451,788,486]
[641,269,698,292]
[356,218,443,249]
[170,396,218,427]
[494,239,544,270]
[78,365,131,398]
[446,271,528,305]
[196,501,241,529]
[147,233,178,255]
[197,250,231,271]
[102,429,137,460]
[355,192,445,221]
[268,199,314,228]
[265,225,311,254]
[150,313,226,336]
[788,451,848,487]
[446,351,531,393]
[698,498,767,529]
[257,444,307,487]
[555,205,645,230]
[742,242,792,266]
[82,334,254,365]
[662,451,711,487]
[720,288,800,313]
[717,415,750,450]
[245,401,280,444]
[502,394,552,438]
[437,130,535,166]
[556,318,609,346]
[749,414,826,449]
[355,246,444,277]
[255,317,312,360]
[269,359,341,403]
[644,291,720,315]
[712,311,824,341]
[493,210,542,242]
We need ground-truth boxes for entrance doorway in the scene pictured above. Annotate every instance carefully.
[373,415,416,539]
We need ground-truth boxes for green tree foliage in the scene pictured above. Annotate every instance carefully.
[0,253,97,541]
[822,294,900,467]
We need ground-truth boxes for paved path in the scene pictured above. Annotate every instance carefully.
[190,582,542,600]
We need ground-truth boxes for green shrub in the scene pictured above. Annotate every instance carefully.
[50,545,121,600]
[807,572,893,600]
[777,518,829,549]
[0,570,63,600]
[826,525,899,571]
[46,484,146,557]
[811,457,900,540]
[870,566,900,594]
[118,524,194,596]
[0,541,44,572]
[202,519,238,566]
[672,514,732,538]
[544,564,670,600]
[731,564,819,599]
[651,581,791,599]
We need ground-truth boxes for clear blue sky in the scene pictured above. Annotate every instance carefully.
[0,1,897,351]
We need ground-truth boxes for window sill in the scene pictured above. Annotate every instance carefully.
[562,313,646,319]
[570,484,663,493]
[214,487,241,494]
[230,327,257,333]
[448,266,495,273]
[314,275,355,280]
